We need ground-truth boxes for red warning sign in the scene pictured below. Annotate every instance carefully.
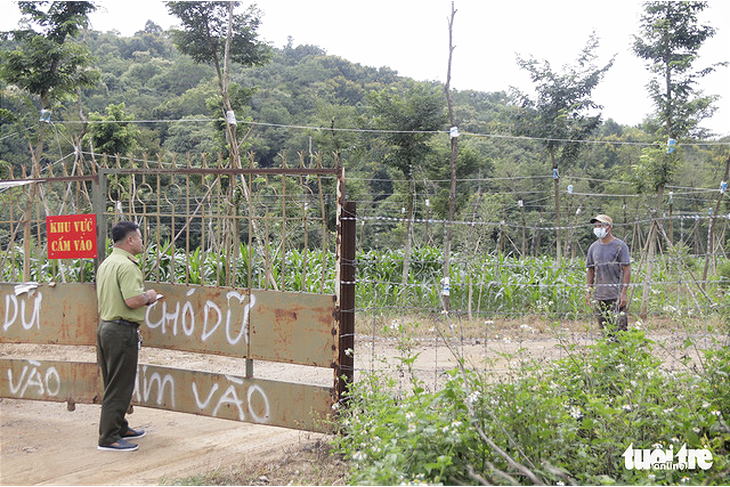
[46,214,97,259]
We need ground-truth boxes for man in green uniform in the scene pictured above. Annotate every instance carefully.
[96,221,159,452]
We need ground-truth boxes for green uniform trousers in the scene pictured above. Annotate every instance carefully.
[97,320,139,446]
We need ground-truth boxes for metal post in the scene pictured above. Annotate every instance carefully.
[337,200,356,404]
[94,171,107,272]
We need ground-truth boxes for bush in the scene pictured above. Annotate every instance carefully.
[334,331,730,485]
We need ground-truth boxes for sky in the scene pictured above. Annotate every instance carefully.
[1,0,729,138]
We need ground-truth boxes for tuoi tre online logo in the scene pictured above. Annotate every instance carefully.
[622,443,713,471]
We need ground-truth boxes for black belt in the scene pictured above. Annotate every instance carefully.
[103,319,141,328]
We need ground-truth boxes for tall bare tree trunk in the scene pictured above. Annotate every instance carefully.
[551,147,562,263]
[702,154,730,287]
[441,1,458,312]
[219,3,277,291]
[640,186,665,320]
[520,199,527,257]
[400,178,415,309]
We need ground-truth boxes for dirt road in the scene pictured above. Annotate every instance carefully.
[1,399,322,485]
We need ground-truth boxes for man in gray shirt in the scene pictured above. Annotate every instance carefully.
[585,214,631,337]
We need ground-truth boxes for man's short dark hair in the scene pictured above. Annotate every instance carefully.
[111,221,139,243]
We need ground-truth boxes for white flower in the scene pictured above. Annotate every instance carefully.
[702,401,710,409]
[556,482,565,486]
[693,427,701,434]
[407,422,417,434]
[681,475,689,484]
[622,404,632,412]
[467,391,481,405]
[345,348,354,357]
[651,443,662,449]
[663,408,674,414]
[331,402,340,411]
[442,425,450,433]
[630,380,637,388]
[451,420,462,428]
[711,409,721,417]
[484,320,494,325]
[352,451,367,462]
[405,411,415,420]
[672,437,680,443]
[503,337,512,344]
[648,473,656,481]
[569,405,583,419]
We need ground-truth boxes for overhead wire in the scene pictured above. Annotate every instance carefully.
[25,117,729,146]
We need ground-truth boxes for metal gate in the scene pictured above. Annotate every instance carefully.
[0,153,355,433]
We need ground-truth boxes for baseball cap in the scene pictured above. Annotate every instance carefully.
[590,214,613,226]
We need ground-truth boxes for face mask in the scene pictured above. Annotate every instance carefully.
[593,227,608,239]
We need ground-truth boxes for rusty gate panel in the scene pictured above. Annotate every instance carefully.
[249,291,336,367]
[0,358,100,405]
[0,358,334,433]
[134,363,334,432]
[1,282,97,345]
[142,282,253,358]
[2,282,336,368]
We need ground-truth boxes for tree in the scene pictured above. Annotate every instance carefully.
[166,1,272,290]
[511,33,614,262]
[86,103,139,156]
[369,82,446,304]
[633,1,723,140]
[166,1,270,164]
[442,1,458,311]
[632,1,725,314]
[0,1,99,167]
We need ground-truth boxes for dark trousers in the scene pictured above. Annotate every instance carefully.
[97,320,139,445]
[595,299,628,337]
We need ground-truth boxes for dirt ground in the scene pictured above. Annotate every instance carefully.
[0,325,718,485]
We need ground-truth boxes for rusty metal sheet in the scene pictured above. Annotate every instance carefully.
[142,283,252,359]
[0,358,334,433]
[250,290,337,367]
[1,282,97,345]
[1,283,337,368]
[134,362,334,432]
[0,358,100,405]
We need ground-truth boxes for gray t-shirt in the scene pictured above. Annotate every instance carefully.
[586,238,631,301]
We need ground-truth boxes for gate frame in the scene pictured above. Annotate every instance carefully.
[1,163,355,428]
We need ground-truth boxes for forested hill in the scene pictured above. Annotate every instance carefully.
[4,23,626,169]
[1,21,728,253]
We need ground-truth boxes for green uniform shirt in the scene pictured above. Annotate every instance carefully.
[96,247,146,324]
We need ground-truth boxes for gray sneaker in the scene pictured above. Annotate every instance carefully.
[121,428,146,440]
[97,438,139,452]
